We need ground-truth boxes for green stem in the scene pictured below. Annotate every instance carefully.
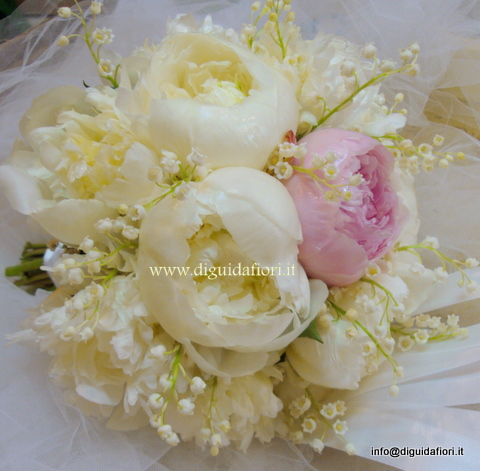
[5,258,44,276]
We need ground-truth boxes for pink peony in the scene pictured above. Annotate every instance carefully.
[283,128,407,286]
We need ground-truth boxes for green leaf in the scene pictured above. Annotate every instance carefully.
[299,319,323,344]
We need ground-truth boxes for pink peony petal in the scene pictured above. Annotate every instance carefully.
[283,128,407,286]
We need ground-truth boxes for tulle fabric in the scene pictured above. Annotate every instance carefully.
[1,0,480,470]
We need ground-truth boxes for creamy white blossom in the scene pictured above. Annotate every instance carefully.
[118,25,298,170]
[138,167,327,377]
[0,87,161,244]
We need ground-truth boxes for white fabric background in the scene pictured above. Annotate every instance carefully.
[1,1,480,470]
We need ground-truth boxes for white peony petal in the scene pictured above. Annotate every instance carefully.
[0,164,49,214]
[98,142,159,207]
[182,340,272,378]
[144,34,298,169]
[33,199,116,245]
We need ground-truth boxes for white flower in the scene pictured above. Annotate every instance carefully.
[294,35,405,136]
[90,1,102,15]
[148,166,163,182]
[333,420,348,435]
[157,424,173,439]
[190,377,206,395]
[310,438,325,453]
[320,403,336,419]
[148,393,164,409]
[414,329,429,344]
[345,443,356,455]
[219,420,231,433]
[57,35,70,46]
[92,28,114,45]
[186,149,207,167]
[362,43,377,59]
[173,182,192,200]
[274,162,293,180]
[166,432,180,446]
[119,31,298,170]
[79,236,95,253]
[68,267,85,285]
[128,204,146,221]
[138,167,325,377]
[150,345,167,358]
[177,398,195,415]
[302,418,317,433]
[0,87,159,245]
[398,335,414,352]
[95,218,113,234]
[447,314,459,327]
[389,385,400,397]
[286,247,426,389]
[290,396,311,418]
[97,59,115,77]
[122,225,139,240]
[466,258,479,268]
[57,7,72,18]
[11,276,171,429]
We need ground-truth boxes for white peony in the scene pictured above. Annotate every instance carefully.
[251,28,405,137]
[116,26,299,170]
[138,166,327,377]
[0,86,161,245]
[11,276,179,430]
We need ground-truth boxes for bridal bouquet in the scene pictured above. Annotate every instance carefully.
[1,0,479,464]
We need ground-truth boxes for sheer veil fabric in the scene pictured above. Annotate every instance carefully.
[1,0,480,470]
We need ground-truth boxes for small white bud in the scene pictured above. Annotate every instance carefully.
[345,326,357,339]
[94,218,113,233]
[87,260,101,275]
[177,398,195,415]
[90,1,102,15]
[389,385,400,397]
[380,59,396,73]
[68,267,85,285]
[150,345,167,358]
[79,236,94,253]
[57,7,72,18]
[190,376,206,395]
[362,43,377,59]
[344,308,358,322]
[399,48,413,61]
[80,327,94,341]
[148,393,164,410]
[122,225,139,240]
[157,424,172,438]
[406,64,420,76]
[310,438,325,453]
[219,420,231,433]
[408,42,420,54]
[186,149,207,167]
[128,204,146,221]
[166,432,180,446]
[174,182,192,200]
[61,325,76,340]
[345,443,356,455]
[340,60,356,77]
[148,166,163,182]
[57,35,70,46]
